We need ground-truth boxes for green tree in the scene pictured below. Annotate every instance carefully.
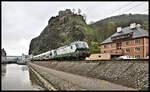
[142,22,149,31]
[89,41,100,54]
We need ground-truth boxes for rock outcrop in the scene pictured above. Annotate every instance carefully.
[29,9,93,55]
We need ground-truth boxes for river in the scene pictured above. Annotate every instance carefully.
[1,64,45,90]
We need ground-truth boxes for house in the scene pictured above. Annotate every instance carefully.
[99,23,149,59]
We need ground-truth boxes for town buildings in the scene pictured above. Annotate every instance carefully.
[99,23,149,59]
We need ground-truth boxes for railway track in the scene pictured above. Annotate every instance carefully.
[31,59,149,63]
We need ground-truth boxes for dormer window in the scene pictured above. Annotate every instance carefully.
[104,44,106,48]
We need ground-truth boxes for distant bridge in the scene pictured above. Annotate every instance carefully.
[2,56,22,63]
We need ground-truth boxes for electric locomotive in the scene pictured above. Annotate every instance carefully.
[31,41,90,61]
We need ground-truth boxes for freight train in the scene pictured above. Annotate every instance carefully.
[30,41,90,61]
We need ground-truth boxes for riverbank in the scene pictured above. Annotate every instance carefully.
[27,60,148,90]
[1,64,44,90]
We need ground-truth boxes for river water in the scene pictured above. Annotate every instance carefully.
[1,64,45,90]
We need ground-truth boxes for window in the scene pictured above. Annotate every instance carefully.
[50,52,52,56]
[125,48,130,53]
[117,46,121,49]
[110,50,113,53]
[104,44,106,48]
[135,39,140,45]
[134,48,140,52]
[126,41,130,46]
[135,55,140,59]
[110,43,113,48]
[54,50,57,55]
[104,51,106,53]
[71,46,73,49]
[124,34,128,38]
[117,42,122,49]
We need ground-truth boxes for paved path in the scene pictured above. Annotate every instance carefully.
[29,62,138,90]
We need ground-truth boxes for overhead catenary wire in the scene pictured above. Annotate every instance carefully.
[142,9,149,13]
[108,2,133,16]
[104,2,148,19]
[135,8,149,14]
[121,2,146,13]
[104,2,133,19]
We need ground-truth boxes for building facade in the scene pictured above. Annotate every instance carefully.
[100,23,149,59]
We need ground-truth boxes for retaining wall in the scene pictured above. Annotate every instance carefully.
[28,61,149,90]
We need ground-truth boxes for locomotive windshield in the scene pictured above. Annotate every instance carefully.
[75,42,89,49]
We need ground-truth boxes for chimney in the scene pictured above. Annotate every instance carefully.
[117,27,122,32]
[130,23,136,29]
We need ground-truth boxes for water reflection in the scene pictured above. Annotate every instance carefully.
[1,64,44,90]
[21,65,29,71]
[29,69,44,89]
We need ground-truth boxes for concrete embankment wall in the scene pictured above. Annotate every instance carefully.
[28,64,57,90]
[28,60,149,90]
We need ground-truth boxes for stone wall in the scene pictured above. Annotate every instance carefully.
[28,64,57,90]
[30,61,149,90]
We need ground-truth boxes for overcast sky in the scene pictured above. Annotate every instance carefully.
[2,1,148,56]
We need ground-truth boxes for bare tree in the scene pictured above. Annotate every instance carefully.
[78,8,81,15]
[90,21,95,24]
[72,8,76,14]
[83,13,87,21]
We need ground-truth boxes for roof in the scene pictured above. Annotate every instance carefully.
[100,26,149,45]
[70,41,86,45]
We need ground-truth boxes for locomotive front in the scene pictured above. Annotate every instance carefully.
[72,41,90,59]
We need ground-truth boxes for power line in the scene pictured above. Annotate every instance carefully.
[93,2,148,23]
[112,2,133,12]
[105,2,147,18]
[122,2,146,13]
[141,9,149,14]
[108,2,133,16]
[143,9,148,12]
[139,8,148,13]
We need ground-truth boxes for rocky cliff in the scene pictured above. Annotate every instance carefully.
[29,9,94,55]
